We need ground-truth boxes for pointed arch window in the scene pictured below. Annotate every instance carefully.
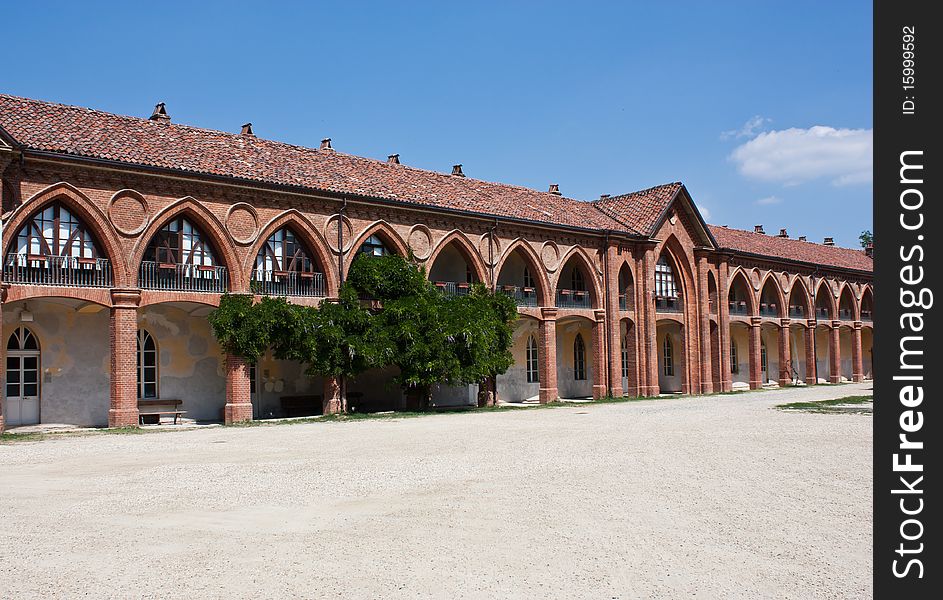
[526,335,539,383]
[360,234,391,257]
[137,330,158,399]
[523,265,534,289]
[655,256,679,298]
[663,336,674,376]
[4,201,112,287]
[760,341,768,376]
[251,227,325,297]
[621,335,630,379]
[574,333,587,381]
[731,341,739,374]
[140,216,227,292]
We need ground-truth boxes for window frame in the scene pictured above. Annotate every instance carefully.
[137,329,159,400]
[663,335,674,376]
[573,333,587,381]
[526,335,539,383]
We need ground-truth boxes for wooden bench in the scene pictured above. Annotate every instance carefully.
[137,399,185,425]
[280,395,322,418]
[138,410,187,425]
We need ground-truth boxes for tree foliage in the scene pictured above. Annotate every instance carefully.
[859,230,873,248]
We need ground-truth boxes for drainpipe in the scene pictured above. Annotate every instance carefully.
[489,218,498,290]
[337,196,347,286]
[809,267,819,383]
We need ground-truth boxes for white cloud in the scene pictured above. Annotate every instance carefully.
[755,196,781,206]
[721,115,771,140]
[696,204,712,219]
[730,125,872,186]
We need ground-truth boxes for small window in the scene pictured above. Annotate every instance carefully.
[523,266,534,289]
[137,329,158,399]
[574,333,586,381]
[663,336,674,376]
[731,341,739,374]
[761,342,768,374]
[526,335,539,383]
[360,234,390,257]
[621,336,630,379]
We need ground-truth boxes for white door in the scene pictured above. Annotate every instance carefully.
[6,327,41,427]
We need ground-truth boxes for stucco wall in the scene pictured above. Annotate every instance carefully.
[496,318,541,403]
[555,320,593,398]
[656,324,684,393]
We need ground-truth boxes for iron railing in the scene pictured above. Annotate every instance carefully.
[759,303,779,317]
[556,289,592,309]
[433,281,472,297]
[139,261,228,293]
[3,254,112,287]
[815,307,832,320]
[789,306,806,318]
[728,300,749,315]
[839,308,854,320]
[861,310,873,322]
[655,296,682,313]
[251,270,326,297]
[499,285,538,307]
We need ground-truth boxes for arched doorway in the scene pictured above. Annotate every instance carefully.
[814,324,833,383]
[496,316,541,403]
[495,244,547,307]
[656,319,684,393]
[5,326,41,426]
[556,317,594,398]
[729,321,752,389]
[618,262,635,313]
[428,239,484,297]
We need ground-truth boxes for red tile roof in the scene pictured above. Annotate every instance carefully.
[593,183,682,236]
[0,93,621,232]
[709,225,873,273]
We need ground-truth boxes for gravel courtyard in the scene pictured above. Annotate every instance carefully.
[0,383,872,599]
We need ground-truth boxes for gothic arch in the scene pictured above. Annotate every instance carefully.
[244,210,338,297]
[837,282,859,320]
[813,278,837,320]
[426,229,489,284]
[553,245,605,309]
[758,272,787,317]
[347,221,409,274]
[130,197,242,289]
[3,181,130,287]
[787,276,814,316]
[495,238,553,306]
[656,234,697,299]
[727,268,757,314]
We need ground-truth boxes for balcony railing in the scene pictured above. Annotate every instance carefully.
[759,303,779,317]
[789,305,806,318]
[251,270,325,297]
[839,308,854,320]
[3,254,112,288]
[499,285,538,307]
[815,307,832,319]
[655,295,682,313]
[556,289,592,309]
[434,281,472,297]
[861,310,873,322]
[139,261,228,293]
[729,300,749,315]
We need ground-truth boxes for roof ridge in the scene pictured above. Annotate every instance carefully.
[595,181,682,204]
[709,224,865,252]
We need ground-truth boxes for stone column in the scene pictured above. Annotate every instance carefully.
[606,247,624,398]
[323,376,345,414]
[778,320,792,387]
[851,322,864,382]
[829,321,842,383]
[749,317,762,390]
[717,258,733,391]
[593,309,607,400]
[538,307,558,404]
[696,253,713,394]
[804,322,817,385]
[224,354,253,424]
[109,289,141,427]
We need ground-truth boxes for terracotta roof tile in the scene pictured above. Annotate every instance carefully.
[709,225,873,273]
[0,93,622,232]
[592,183,681,236]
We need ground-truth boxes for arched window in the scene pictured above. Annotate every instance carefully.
[663,336,674,376]
[140,216,226,291]
[252,227,324,296]
[760,341,768,375]
[526,335,539,383]
[621,335,630,379]
[655,256,678,298]
[137,330,158,399]
[730,341,739,374]
[5,201,111,287]
[523,265,534,289]
[6,327,41,423]
[7,326,40,352]
[360,234,390,256]
[571,268,585,291]
[573,333,586,381]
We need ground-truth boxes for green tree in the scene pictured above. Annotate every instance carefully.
[859,230,873,248]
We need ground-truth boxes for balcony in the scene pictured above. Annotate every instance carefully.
[728,300,749,315]
[434,281,472,297]
[556,289,591,309]
[655,295,682,313]
[759,303,779,318]
[788,305,806,319]
[139,261,228,293]
[500,285,538,307]
[839,308,854,320]
[861,310,873,322]
[251,271,326,297]
[4,254,112,288]
[815,307,832,320]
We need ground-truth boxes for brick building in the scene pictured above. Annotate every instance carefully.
[0,94,874,431]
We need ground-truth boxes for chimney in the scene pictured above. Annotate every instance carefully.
[798,235,807,242]
[320,138,333,151]
[865,242,874,258]
[451,164,465,177]
[548,184,561,195]
[778,228,788,238]
[599,194,610,200]
[823,237,835,246]
[240,123,254,136]
[149,102,170,123]
[387,154,400,164]
[754,224,765,234]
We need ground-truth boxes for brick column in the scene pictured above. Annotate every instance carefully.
[538,307,558,404]
[804,322,817,385]
[829,321,842,383]
[696,253,713,394]
[778,320,792,387]
[717,259,732,391]
[323,376,345,414]
[109,289,141,427]
[593,309,607,400]
[634,254,649,395]
[606,248,623,398]
[0,288,5,433]
[642,247,659,395]
[224,354,253,424]
[851,322,864,382]
[748,317,762,390]
[624,320,640,397]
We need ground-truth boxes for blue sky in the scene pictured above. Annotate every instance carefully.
[4,1,872,247]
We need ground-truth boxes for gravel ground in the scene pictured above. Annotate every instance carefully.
[0,383,873,599]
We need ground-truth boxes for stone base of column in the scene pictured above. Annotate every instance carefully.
[749,380,762,390]
[778,376,792,387]
[805,376,817,385]
[829,375,841,384]
[224,402,253,424]
[538,387,558,404]
[323,377,344,414]
[852,374,864,383]
[592,384,606,400]
[0,415,5,434]
[701,382,714,394]
[643,385,660,396]
[108,408,139,428]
